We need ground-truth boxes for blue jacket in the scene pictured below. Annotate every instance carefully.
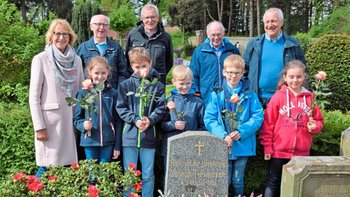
[76,37,129,89]
[243,33,306,95]
[160,89,206,156]
[116,68,167,148]
[204,78,264,159]
[189,38,240,105]
[73,84,122,151]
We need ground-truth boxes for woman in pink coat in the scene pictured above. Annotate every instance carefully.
[29,19,84,178]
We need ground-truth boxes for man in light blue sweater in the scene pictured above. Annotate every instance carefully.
[243,8,306,109]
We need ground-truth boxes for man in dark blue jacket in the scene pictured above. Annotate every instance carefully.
[125,4,173,85]
[189,21,240,105]
[243,8,306,109]
[77,14,129,89]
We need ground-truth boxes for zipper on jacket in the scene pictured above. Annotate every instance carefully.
[99,91,103,146]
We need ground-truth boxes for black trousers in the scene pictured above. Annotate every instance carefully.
[264,158,290,197]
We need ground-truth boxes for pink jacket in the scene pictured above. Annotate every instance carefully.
[259,85,323,159]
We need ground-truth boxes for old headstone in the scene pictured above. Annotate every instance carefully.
[281,156,350,197]
[340,127,350,156]
[165,131,228,196]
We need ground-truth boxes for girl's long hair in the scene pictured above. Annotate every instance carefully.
[276,60,308,90]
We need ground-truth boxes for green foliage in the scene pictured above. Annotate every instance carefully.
[71,0,100,45]
[0,83,29,104]
[0,102,36,180]
[311,110,350,156]
[293,32,313,53]
[0,160,142,196]
[168,29,190,49]
[0,1,43,86]
[305,34,350,112]
[109,0,138,35]
[309,5,350,38]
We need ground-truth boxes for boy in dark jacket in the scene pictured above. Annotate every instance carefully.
[116,47,166,197]
[161,65,206,171]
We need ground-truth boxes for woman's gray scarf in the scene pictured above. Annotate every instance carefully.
[46,44,79,97]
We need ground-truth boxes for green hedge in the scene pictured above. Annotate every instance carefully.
[306,34,350,112]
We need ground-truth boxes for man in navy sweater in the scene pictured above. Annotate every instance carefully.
[243,8,306,108]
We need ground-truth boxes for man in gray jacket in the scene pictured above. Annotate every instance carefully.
[243,7,306,109]
[125,4,173,85]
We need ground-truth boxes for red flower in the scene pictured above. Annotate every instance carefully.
[133,182,142,192]
[71,162,79,170]
[26,181,44,192]
[26,175,39,184]
[13,171,26,182]
[88,184,99,197]
[230,94,240,104]
[48,176,57,181]
[128,163,137,171]
[134,170,141,176]
[129,193,141,197]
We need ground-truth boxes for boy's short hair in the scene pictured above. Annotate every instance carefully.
[223,54,245,70]
[172,65,193,81]
[128,47,152,65]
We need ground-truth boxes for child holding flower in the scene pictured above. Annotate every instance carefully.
[204,54,264,196]
[73,56,121,163]
[259,60,324,197]
[116,47,166,197]
[161,65,206,171]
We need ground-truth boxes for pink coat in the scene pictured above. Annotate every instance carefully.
[29,50,84,166]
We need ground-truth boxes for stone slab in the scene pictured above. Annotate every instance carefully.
[281,156,350,197]
[165,131,228,197]
[340,127,350,157]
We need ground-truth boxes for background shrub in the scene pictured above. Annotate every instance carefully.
[305,34,350,112]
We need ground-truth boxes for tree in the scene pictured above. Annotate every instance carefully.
[109,0,138,40]
[71,0,100,46]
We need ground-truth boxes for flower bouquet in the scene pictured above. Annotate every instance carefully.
[65,79,105,136]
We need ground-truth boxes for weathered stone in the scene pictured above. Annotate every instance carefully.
[340,127,350,157]
[165,131,228,197]
[281,156,350,197]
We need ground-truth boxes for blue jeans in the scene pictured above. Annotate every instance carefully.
[84,145,114,163]
[35,166,47,178]
[228,156,248,196]
[123,147,155,197]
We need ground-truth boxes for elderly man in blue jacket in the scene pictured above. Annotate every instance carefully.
[189,21,240,105]
[243,8,306,109]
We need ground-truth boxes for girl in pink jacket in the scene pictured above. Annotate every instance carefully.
[259,60,324,197]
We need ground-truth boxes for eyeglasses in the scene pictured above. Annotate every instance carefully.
[142,15,158,21]
[92,23,109,27]
[54,32,69,38]
[225,70,241,76]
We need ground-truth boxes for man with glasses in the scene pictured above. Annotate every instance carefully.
[243,8,306,109]
[125,4,173,85]
[77,14,129,89]
[189,21,240,105]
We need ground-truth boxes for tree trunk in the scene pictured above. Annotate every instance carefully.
[285,0,291,34]
[228,0,233,36]
[256,0,260,35]
[249,0,254,37]
[216,0,223,22]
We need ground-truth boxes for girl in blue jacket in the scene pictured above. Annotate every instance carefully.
[73,56,121,163]
[204,55,264,196]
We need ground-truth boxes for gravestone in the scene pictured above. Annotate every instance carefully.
[165,131,228,196]
[281,156,350,197]
[340,127,350,156]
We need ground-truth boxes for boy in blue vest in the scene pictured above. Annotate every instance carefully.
[161,65,206,171]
